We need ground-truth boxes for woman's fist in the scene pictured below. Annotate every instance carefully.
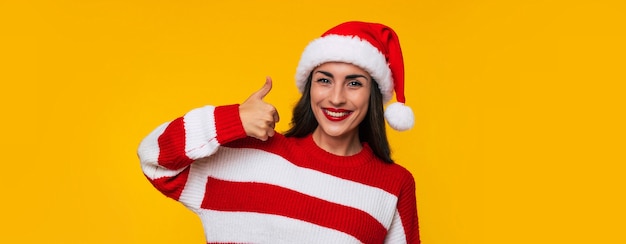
[239,77,280,141]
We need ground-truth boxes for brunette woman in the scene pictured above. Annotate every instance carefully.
[138,21,419,243]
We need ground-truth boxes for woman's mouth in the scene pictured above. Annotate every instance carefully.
[323,108,352,121]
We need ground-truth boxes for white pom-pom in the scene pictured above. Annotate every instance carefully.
[384,102,415,131]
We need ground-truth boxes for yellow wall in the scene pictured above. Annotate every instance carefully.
[1,0,624,243]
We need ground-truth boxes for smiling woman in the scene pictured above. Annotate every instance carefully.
[137,21,419,243]
[310,62,373,156]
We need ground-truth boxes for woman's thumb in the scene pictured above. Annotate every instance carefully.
[252,76,273,100]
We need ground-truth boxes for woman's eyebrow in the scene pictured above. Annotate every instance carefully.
[315,71,368,80]
[315,70,333,78]
[346,74,368,80]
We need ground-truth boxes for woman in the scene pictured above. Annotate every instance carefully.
[138,21,420,243]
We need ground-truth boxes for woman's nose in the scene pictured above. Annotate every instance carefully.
[328,85,346,105]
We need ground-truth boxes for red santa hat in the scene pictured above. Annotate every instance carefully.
[295,21,414,131]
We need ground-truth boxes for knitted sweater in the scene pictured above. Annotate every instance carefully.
[138,104,420,244]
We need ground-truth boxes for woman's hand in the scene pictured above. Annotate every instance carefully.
[239,77,280,141]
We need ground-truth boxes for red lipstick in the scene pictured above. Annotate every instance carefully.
[323,108,353,121]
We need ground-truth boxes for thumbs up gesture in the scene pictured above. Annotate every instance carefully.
[239,77,280,141]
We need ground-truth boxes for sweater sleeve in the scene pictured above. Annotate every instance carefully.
[385,172,421,244]
[137,104,246,201]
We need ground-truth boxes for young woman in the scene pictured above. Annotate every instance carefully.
[138,21,420,243]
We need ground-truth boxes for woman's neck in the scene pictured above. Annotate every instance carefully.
[311,128,363,156]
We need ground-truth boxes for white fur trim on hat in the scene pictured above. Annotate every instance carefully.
[295,34,394,103]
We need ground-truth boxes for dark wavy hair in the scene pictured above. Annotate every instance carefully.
[284,73,393,163]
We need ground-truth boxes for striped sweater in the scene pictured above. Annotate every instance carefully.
[138,104,420,243]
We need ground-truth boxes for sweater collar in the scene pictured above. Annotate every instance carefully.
[301,134,376,168]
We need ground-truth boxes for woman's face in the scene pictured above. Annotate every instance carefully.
[310,62,371,139]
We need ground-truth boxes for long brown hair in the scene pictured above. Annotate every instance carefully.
[284,73,393,163]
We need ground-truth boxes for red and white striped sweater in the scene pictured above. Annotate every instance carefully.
[138,104,420,243]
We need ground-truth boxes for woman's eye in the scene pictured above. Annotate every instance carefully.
[348,81,363,87]
[317,78,330,84]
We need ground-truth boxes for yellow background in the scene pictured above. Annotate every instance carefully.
[1,0,625,243]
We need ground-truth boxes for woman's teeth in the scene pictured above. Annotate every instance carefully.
[325,110,350,117]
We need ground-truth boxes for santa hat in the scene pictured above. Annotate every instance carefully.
[295,21,414,131]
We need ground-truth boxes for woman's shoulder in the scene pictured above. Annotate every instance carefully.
[221,132,300,151]
[379,160,414,178]
[364,154,416,183]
